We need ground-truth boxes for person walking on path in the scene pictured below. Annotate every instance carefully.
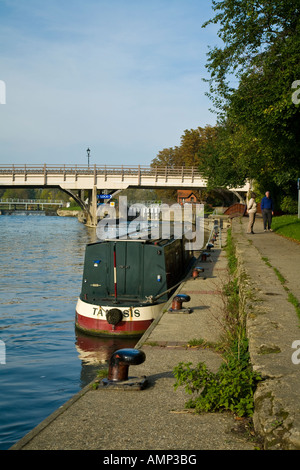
[261,191,274,231]
[247,192,257,234]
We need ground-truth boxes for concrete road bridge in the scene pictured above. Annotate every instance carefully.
[0,164,250,226]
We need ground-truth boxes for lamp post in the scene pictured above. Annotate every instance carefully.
[87,147,90,168]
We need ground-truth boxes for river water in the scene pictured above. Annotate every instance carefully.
[0,214,137,450]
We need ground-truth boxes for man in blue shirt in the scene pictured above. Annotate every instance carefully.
[261,191,274,231]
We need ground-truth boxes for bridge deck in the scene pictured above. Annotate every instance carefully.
[0,164,249,192]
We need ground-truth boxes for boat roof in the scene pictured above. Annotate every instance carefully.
[93,219,193,247]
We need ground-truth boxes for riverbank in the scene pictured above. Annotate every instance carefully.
[56,208,81,217]
[0,209,57,216]
[10,215,300,451]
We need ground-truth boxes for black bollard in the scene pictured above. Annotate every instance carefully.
[201,252,210,262]
[171,294,191,310]
[108,348,146,382]
[192,266,204,279]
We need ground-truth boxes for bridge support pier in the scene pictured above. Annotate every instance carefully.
[85,185,98,227]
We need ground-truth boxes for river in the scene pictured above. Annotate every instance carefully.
[0,214,137,450]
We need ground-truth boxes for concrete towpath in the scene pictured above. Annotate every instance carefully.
[242,217,300,302]
[10,225,260,451]
[232,216,300,449]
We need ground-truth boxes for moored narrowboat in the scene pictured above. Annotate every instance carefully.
[75,229,195,337]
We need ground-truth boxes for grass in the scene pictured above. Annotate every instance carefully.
[272,215,300,242]
[288,292,300,319]
[64,205,83,211]
[261,256,300,322]
[187,338,217,349]
[262,257,286,284]
[225,228,238,274]
[92,368,109,389]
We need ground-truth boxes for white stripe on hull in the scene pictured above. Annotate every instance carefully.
[75,297,164,322]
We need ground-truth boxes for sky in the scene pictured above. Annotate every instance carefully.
[0,0,221,166]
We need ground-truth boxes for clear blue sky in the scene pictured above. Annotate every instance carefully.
[0,0,221,166]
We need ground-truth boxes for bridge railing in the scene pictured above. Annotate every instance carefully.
[0,198,64,205]
[0,164,201,177]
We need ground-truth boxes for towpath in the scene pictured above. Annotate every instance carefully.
[242,217,300,302]
[232,216,300,449]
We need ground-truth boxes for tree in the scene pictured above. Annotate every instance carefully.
[201,0,300,200]
[151,125,218,168]
[198,122,258,189]
[203,0,300,109]
[151,147,181,168]
[1,188,36,199]
[150,126,220,202]
[180,127,218,167]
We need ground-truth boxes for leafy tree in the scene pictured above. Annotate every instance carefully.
[151,147,181,168]
[151,126,218,169]
[1,188,36,199]
[203,0,300,110]
[198,122,255,188]
[201,0,300,201]
[151,126,220,202]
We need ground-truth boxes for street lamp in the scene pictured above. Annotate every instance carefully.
[87,148,90,168]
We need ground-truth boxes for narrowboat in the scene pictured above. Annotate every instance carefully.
[75,225,195,337]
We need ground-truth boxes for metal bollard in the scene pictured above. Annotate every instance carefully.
[171,294,191,310]
[108,348,146,382]
[192,267,204,279]
[192,268,199,279]
[201,252,210,262]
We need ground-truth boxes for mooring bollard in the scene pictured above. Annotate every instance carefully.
[201,252,210,262]
[192,268,199,279]
[171,294,191,310]
[108,348,146,382]
[192,267,204,279]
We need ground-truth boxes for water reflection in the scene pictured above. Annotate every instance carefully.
[0,215,101,449]
[75,328,138,386]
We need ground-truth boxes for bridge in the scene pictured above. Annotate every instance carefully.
[0,198,65,210]
[0,164,250,226]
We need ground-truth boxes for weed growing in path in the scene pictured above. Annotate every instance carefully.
[173,229,261,417]
[261,256,300,321]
